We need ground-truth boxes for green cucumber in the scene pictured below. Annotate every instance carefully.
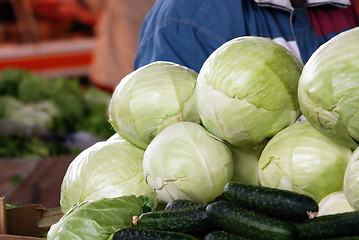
[165,199,205,210]
[294,210,359,240]
[206,201,296,240]
[133,205,213,234]
[323,237,359,240]
[224,181,318,221]
[204,231,249,240]
[113,228,198,240]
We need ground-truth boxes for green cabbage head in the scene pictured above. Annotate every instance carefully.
[60,139,154,213]
[143,122,233,203]
[258,121,352,203]
[109,61,201,149]
[195,36,302,148]
[298,27,359,149]
[226,144,263,186]
[344,146,359,210]
[318,191,354,216]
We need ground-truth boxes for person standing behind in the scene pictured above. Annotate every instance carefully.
[134,0,359,73]
[87,0,156,91]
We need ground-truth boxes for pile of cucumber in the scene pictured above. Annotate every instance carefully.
[113,181,359,240]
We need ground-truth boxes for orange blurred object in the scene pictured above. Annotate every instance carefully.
[30,0,98,27]
[0,38,94,78]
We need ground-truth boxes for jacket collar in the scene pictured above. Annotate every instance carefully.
[254,0,351,11]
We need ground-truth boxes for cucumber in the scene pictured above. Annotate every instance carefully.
[133,205,213,234]
[204,231,249,240]
[294,210,359,239]
[165,199,205,210]
[323,237,359,240]
[113,228,198,240]
[206,201,296,240]
[224,181,318,221]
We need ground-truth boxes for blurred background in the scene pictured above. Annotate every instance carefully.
[0,0,155,208]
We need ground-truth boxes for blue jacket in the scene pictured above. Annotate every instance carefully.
[134,0,359,73]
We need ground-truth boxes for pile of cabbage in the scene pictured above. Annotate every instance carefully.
[48,27,359,239]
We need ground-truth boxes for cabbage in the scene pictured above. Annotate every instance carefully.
[258,121,352,202]
[60,139,153,213]
[107,133,124,142]
[109,61,201,149]
[227,144,263,185]
[318,191,354,216]
[298,27,359,149]
[195,36,302,148]
[48,195,144,240]
[344,146,359,210]
[143,122,233,203]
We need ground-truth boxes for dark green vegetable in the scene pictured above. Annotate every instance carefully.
[323,237,359,240]
[294,210,359,240]
[204,231,249,240]
[0,68,28,96]
[0,69,115,158]
[206,201,296,240]
[112,228,198,240]
[0,134,80,158]
[224,181,318,221]
[164,199,205,210]
[133,205,212,234]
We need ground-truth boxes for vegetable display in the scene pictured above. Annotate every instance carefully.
[227,144,262,185]
[111,186,359,240]
[195,36,302,148]
[37,28,359,239]
[298,27,359,149]
[108,61,201,150]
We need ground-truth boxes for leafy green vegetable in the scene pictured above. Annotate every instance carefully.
[109,61,201,149]
[0,96,24,117]
[0,68,114,158]
[47,195,146,240]
[17,73,51,103]
[0,68,28,96]
[43,77,86,134]
[4,101,59,130]
[298,27,359,149]
[318,191,354,216]
[344,145,359,210]
[60,138,154,213]
[0,134,80,158]
[258,120,352,203]
[80,86,113,139]
[143,121,233,203]
[195,36,302,148]
[226,143,263,186]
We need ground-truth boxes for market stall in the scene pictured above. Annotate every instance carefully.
[1,1,359,239]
